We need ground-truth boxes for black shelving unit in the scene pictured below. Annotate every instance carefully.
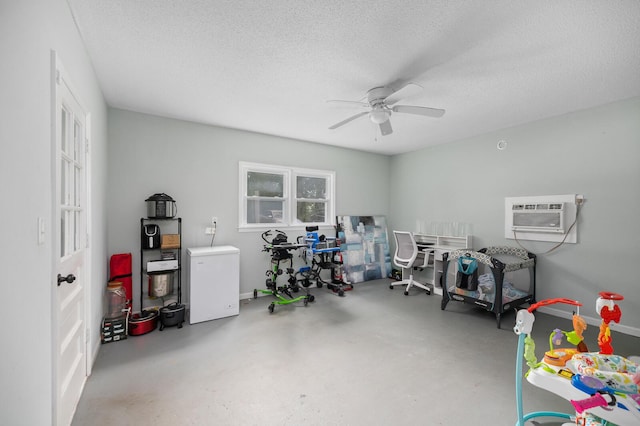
[140,217,182,312]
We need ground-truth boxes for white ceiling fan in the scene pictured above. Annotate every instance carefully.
[328,82,445,136]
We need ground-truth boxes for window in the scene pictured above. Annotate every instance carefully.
[239,162,335,229]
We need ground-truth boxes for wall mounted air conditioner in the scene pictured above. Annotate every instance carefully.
[511,202,565,233]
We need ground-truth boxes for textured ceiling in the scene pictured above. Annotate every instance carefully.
[67,0,640,155]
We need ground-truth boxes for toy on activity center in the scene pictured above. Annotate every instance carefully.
[542,307,588,367]
[513,292,640,426]
[596,292,624,355]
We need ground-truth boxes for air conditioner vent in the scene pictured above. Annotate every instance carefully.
[513,203,564,211]
[505,195,578,244]
[511,202,565,233]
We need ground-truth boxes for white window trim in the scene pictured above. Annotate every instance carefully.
[239,161,335,231]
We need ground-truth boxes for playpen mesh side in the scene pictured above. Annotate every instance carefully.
[479,246,536,300]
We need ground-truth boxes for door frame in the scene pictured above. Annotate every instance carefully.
[50,50,94,425]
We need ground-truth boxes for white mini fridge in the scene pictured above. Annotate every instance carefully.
[186,246,240,324]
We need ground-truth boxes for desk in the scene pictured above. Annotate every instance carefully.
[412,234,472,295]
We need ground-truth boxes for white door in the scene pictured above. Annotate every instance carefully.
[53,54,88,426]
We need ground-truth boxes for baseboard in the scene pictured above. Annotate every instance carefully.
[89,334,101,374]
[538,306,640,338]
[240,291,255,300]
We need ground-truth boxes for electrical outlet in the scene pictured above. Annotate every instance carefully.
[205,227,216,235]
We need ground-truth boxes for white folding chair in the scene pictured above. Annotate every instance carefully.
[389,230,432,295]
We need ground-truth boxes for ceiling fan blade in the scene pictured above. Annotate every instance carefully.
[384,82,423,105]
[328,111,369,130]
[327,100,369,108]
[379,119,393,136]
[392,105,445,118]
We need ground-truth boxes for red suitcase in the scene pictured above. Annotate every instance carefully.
[109,253,133,311]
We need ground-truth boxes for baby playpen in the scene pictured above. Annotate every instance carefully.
[441,246,536,328]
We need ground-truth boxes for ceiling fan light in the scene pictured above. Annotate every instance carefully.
[369,109,389,124]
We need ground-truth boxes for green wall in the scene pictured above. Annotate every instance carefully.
[107,109,390,301]
[390,96,640,332]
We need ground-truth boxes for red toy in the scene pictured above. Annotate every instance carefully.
[596,291,624,355]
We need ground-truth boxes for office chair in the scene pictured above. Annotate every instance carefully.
[389,230,432,296]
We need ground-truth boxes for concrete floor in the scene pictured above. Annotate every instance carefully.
[72,280,639,426]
